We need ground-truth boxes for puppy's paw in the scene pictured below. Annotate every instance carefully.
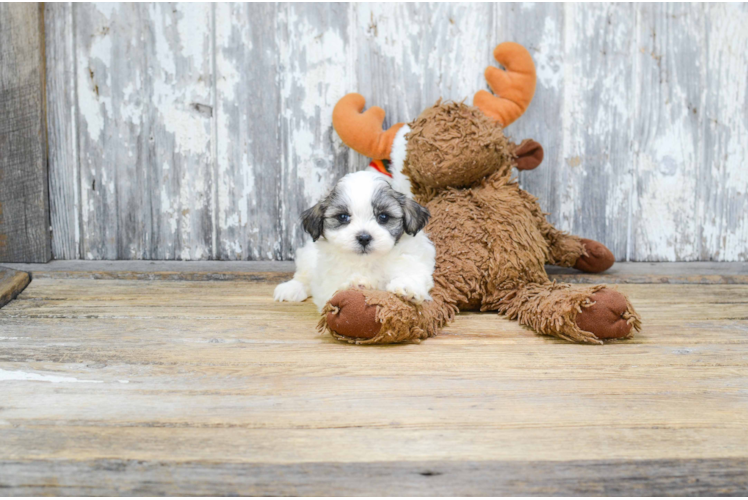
[274,280,309,302]
[386,278,431,304]
[342,274,374,291]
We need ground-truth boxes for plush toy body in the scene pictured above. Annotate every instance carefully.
[319,42,641,345]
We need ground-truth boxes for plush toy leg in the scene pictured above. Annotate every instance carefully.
[318,289,456,345]
[498,282,641,344]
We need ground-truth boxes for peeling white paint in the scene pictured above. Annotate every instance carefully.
[47,3,748,262]
[77,9,113,142]
[632,3,703,261]
[281,8,348,205]
[150,4,212,156]
[534,16,563,92]
[700,3,748,261]
[92,2,117,21]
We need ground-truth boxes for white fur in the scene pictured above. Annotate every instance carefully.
[274,170,435,312]
[370,125,414,196]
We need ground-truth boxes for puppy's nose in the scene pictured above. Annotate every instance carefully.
[356,232,373,247]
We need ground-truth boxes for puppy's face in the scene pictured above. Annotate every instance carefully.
[301,171,430,256]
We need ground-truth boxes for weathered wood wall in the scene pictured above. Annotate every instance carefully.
[0,3,51,263]
[45,3,748,261]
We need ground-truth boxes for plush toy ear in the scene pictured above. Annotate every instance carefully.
[514,139,544,171]
[300,202,327,241]
[401,197,431,235]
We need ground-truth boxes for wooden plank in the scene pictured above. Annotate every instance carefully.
[45,2,80,260]
[0,3,51,263]
[4,280,748,328]
[630,4,704,261]
[4,261,748,284]
[42,5,748,262]
[499,3,565,221]
[73,3,214,259]
[353,3,493,122]
[562,4,634,260]
[4,259,295,282]
[74,3,144,259]
[0,266,30,308]
[145,3,214,260]
[700,4,748,261]
[504,4,634,261]
[214,3,283,260]
[1,278,748,494]
[1,458,747,496]
[277,3,352,259]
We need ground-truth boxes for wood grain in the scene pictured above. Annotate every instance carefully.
[277,3,353,260]
[1,278,748,494]
[631,4,702,261]
[500,3,564,212]
[0,266,30,308]
[0,3,51,263]
[5,260,748,284]
[700,3,748,261]
[73,3,215,260]
[1,458,747,496]
[565,4,635,259]
[45,3,80,260]
[214,3,282,260]
[43,4,748,261]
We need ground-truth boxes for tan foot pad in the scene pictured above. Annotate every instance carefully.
[0,266,30,309]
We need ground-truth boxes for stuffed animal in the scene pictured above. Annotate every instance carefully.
[318,42,641,345]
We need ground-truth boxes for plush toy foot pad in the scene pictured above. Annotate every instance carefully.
[326,290,381,339]
[576,289,633,339]
[575,239,615,273]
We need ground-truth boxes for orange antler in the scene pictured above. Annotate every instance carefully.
[332,93,403,160]
[473,42,537,127]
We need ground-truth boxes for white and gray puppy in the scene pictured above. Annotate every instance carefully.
[274,170,435,312]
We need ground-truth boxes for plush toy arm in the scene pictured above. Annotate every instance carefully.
[319,289,456,345]
[524,189,615,272]
[539,219,616,273]
[542,225,586,268]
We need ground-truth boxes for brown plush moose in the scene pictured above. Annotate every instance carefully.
[319,42,641,345]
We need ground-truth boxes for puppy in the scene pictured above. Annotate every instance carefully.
[274,170,435,312]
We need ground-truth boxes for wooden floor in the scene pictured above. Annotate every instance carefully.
[1,265,748,495]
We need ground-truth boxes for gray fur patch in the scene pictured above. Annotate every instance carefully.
[300,185,350,241]
[373,183,430,241]
[323,187,351,231]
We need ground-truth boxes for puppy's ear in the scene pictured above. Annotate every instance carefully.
[401,197,430,235]
[300,202,326,241]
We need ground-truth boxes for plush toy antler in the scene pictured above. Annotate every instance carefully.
[332,93,404,160]
[473,42,537,126]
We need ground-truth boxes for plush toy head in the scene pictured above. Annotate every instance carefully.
[403,101,513,194]
[332,42,542,197]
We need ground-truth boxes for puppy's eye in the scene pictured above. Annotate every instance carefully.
[336,213,351,224]
[377,213,390,224]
